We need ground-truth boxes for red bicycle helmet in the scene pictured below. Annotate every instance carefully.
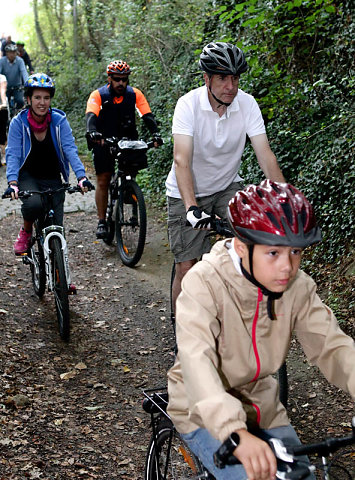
[228,180,322,247]
[106,60,131,75]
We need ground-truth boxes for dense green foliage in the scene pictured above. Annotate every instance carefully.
[17,0,354,273]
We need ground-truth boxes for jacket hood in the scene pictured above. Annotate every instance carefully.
[201,239,254,292]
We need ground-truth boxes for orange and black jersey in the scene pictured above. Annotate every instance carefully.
[86,84,158,140]
[86,84,152,118]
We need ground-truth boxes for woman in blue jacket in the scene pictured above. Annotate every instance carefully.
[4,73,94,254]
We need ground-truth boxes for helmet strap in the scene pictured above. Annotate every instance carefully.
[208,85,232,108]
[240,245,283,320]
[207,75,232,108]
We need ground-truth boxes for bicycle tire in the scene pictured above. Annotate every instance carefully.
[145,417,206,480]
[30,237,46,297]
[115,179,146,267]
[50,237,70,341]
[278,361,288,409]
[103,188,115,245]
[170,261,176,328]
[327,462,353,480]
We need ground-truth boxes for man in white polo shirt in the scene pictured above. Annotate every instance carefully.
[166,42,285,310]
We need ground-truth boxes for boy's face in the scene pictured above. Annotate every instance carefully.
[237,243,302,293]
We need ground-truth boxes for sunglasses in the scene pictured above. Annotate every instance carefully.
[110,76,129,83]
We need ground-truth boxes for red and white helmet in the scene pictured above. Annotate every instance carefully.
[228,180,322,247]
[106,60,131,75]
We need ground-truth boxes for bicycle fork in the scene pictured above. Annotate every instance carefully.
[42,230,71,291]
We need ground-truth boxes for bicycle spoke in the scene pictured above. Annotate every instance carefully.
[145,420,204,480]
[116,180,146,267]
[50,237,70,341]
[30,236,46,297]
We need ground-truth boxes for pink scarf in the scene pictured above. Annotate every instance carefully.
[27,109,51,133]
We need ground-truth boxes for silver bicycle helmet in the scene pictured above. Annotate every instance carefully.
[5,44,17,53]
[199,42,248,76]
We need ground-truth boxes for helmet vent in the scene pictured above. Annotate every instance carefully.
[266,212,281,230]
[271,183,281,193]
[300,207,307,228]
[256,188,264,198]
[281,202,293,225]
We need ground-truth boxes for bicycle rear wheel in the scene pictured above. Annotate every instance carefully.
[115,179,146,267]
[30,237,46,297]
[50,237,70,341]
[145,418,206,480]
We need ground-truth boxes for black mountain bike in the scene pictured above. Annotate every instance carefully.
[2,184,94,341]
[102,138,155,267]
[143,388,355,480]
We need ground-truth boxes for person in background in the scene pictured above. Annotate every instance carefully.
[0,33,6,57]
[0,73,9,165]
[4,73,94,255]
[1,35,15,57]
[85,59,162,240]
[16,41,34,74]
[0,44,28,110]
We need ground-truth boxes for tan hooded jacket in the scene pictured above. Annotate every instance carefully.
[167,239,355,443]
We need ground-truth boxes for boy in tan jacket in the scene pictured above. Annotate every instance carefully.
[167,180,355,480]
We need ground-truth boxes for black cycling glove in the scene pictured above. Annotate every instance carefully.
[85,131,102,150]
[152,133,163,146]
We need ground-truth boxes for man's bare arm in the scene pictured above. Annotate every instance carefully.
[250,134,286,182]
[173,134,197,210]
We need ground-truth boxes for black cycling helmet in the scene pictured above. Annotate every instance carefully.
[199,42,248,76]
[5,44,17,53]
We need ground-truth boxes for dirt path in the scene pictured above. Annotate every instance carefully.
[0,208,353,479]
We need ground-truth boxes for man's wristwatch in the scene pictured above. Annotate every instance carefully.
[213,432,240,469]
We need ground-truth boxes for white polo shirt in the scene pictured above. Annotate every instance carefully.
[165,85,266,198]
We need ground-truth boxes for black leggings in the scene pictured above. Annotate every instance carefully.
[0,108,8,145]
[18,171,65,225]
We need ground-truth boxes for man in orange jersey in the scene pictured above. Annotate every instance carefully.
[85,59,162,239]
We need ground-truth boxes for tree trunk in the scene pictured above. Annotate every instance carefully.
[73,0,79,89]
[33,0,50,55]
[83,0,102,61]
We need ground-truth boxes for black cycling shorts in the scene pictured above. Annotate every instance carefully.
[92,144,115,175]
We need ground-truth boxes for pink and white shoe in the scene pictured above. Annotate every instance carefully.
[13,228,32,255]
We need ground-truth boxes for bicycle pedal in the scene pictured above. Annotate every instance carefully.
[68,284,77,295]
[22,255,31,265]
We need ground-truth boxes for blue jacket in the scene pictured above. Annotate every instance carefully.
[6,107,86,183]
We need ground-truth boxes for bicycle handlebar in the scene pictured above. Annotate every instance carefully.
[209,217,235,238]
[214,417,355,479]
[103,137,157,151]
[1,183,94,200]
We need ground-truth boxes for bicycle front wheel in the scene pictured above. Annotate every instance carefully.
[103,188,115,245]
[50,237,70,341]
[115,179,146,267]
[278,361,288,409]
[30,238,46,297]
[145,418,204,480]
